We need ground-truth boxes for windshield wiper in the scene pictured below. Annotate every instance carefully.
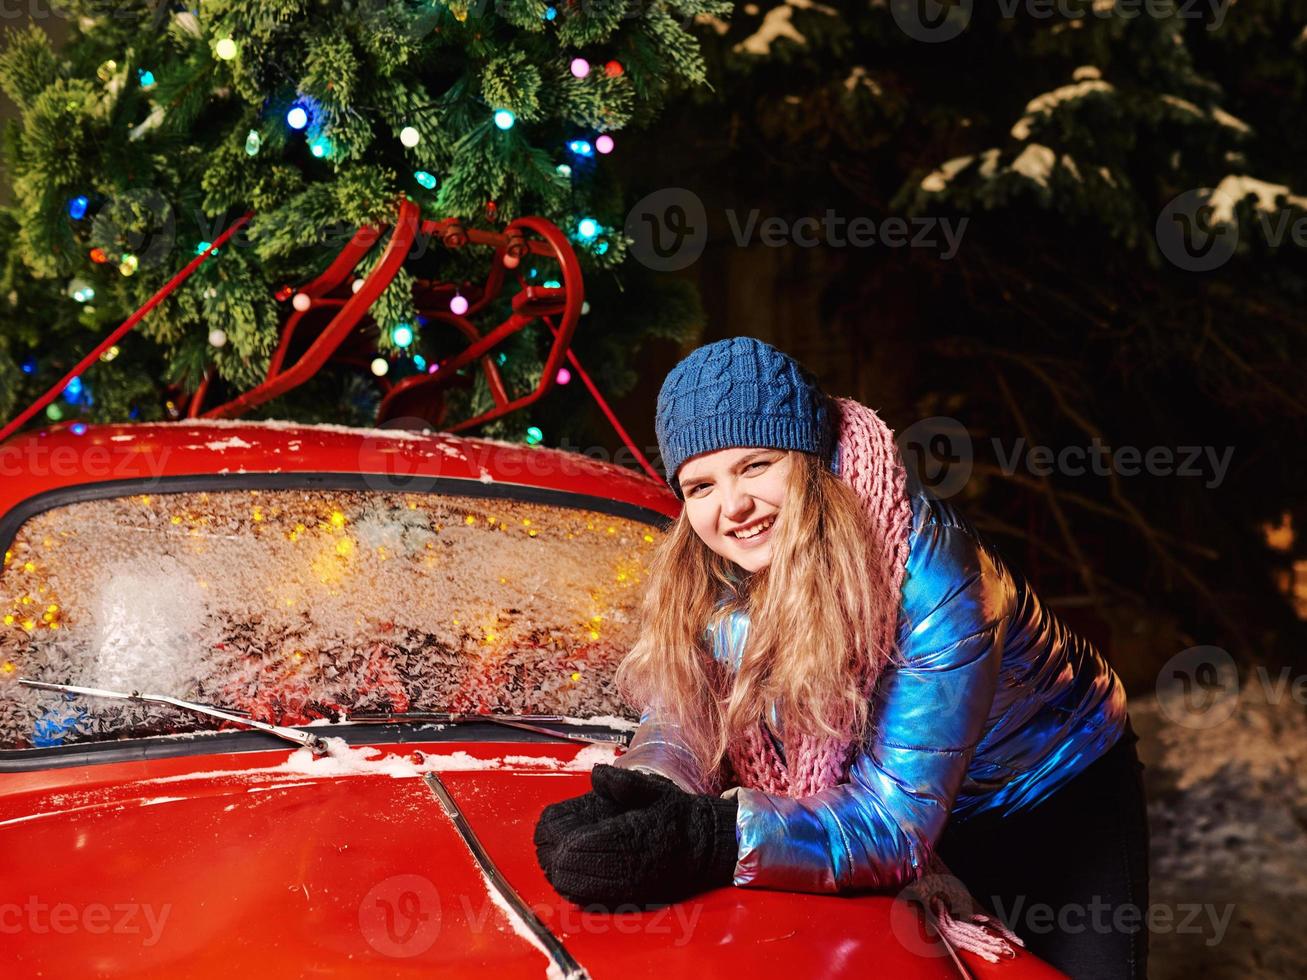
[345,711,631,747]
[19,679,331,755]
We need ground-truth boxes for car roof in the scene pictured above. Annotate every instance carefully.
[0,420,679,550]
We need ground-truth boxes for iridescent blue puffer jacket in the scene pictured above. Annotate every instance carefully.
[614,474,1128,893]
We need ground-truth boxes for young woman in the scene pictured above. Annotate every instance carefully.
[534,337,1150,979]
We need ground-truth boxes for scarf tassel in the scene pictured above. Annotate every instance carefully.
[925,894,1026,964]
[911,852,1027,964]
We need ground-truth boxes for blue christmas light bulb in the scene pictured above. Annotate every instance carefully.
[493,109,515,130]
[67,195,89,220]
[391,324,414,348]
[286,104,309,130]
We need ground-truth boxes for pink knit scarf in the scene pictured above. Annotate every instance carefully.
[722,396,1025,964]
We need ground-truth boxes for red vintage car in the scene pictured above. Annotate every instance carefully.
[0,419,1066,979]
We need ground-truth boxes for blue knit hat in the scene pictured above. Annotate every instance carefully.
[655,337,833,499]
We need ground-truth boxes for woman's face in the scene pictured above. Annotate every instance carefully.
[676,446,793,573]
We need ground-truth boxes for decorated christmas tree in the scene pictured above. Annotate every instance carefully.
[0,0,726,438]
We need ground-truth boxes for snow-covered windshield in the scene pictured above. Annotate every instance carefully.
[0,489,659,750]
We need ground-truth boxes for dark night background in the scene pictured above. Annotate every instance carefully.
[3,2,1306,974]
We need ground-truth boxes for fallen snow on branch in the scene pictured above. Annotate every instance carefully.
[733,0,836,57]
[1010,79,1114,140]
[920,155,975,193]
[1010,144,1057,188]
[1207,174,1307,225]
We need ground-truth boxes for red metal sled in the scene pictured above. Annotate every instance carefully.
[0,197,660,482]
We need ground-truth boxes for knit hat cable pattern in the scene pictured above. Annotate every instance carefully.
[655,337,831,499]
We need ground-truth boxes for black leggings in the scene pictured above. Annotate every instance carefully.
[936,716,1150,980]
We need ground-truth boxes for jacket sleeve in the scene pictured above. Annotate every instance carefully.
[730,522,1013,893]
[612,701,717,796]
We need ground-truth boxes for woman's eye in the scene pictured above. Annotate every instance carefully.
[746,461,770,472]
[690,483,710,495]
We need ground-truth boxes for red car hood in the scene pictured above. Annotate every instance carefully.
[0,740,1064,979]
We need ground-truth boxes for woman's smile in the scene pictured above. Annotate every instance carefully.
[726,515,775,545]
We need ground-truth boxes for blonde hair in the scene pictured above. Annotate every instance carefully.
[616,450,903,781]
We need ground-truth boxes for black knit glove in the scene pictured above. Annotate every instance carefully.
[538,764,739,908]
[533,785,625,871]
